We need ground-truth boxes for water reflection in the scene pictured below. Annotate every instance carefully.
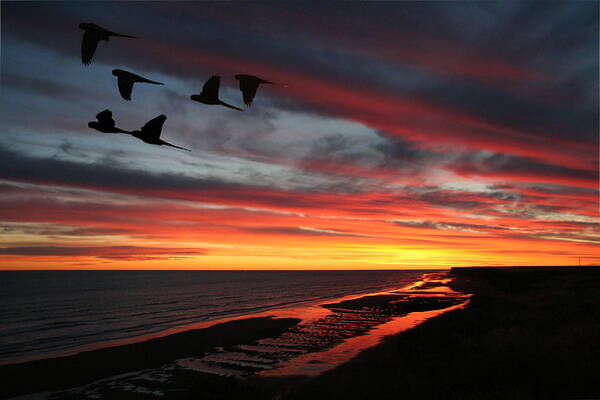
[176,271,469,378]
[43,272,470,398]
[261,300,468,376]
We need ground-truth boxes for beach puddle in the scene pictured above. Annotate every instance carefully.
[261,300,468,376]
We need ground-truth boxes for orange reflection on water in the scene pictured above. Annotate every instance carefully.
[260,299,469,377]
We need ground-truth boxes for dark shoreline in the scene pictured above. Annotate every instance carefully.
[282,266,600,400]
[0,317,300,398]
[1,272,458,399]
[4,267,599,399]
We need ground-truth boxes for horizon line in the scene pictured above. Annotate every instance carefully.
[1,265,598,272]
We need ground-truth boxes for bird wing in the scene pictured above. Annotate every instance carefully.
[96,109,112,121]
[140,115,167,140]
[117,77,134,100]
[201,75,221,97]
[81,30,101,65]
[239,79,259,106]
[96,109,115,127]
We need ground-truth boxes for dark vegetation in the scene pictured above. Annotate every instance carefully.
[279,267,600,400]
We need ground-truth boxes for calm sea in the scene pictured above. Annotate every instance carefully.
[0,270,428,366]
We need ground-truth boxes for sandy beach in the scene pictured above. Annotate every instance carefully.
[3,267,599,399]
[285,267,600,400]
[2,272,465,399]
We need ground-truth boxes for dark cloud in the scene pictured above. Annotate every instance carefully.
[2,72,81,100]
[0,245,207,260]
[418,192,485,211]
[0,144,228,191]
[0,145,350,210]
[0,224,129,237]
[374,134,438,166]
[241,226,374,238]
[1,2,597,267]
[3,2,596,155]
[450,152,598,186]
[391,220,504,233]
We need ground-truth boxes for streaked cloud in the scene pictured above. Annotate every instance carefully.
[0,2,597,268]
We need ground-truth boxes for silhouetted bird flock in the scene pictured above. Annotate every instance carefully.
[82,22,284,151]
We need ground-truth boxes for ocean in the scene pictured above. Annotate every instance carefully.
[0,270,429,366]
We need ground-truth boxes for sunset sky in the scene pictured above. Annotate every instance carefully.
[1,2,598,269]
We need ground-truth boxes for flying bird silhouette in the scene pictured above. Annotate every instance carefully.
[190,75,244,111]
[235,74,285,106]
[79,23,137,65]
[112,69,163,100]
[88,110,130,134]
[131,115,190,151]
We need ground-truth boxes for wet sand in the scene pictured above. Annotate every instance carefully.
[285,266,600,400]
[2,272,465,399]
[37,266,599,400]
[0,317,300,398]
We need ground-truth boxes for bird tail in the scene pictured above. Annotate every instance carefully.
[108,31,138,39]
[218,100,245,112]
[161,140,191,151]
[140,77,164,85]
[259,78,287,88]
